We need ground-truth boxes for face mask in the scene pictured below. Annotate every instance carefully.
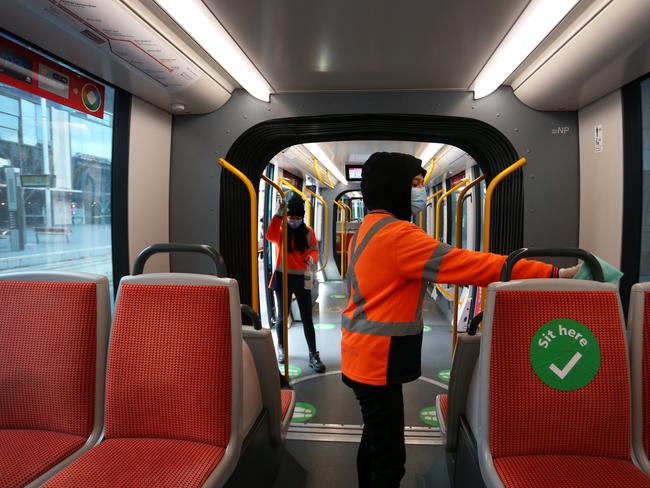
[288,218,303,229]
[411,187,427,214]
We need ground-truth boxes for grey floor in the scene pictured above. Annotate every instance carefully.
[274,279,453,488]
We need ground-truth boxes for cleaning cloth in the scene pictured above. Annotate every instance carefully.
[574,255,623,284]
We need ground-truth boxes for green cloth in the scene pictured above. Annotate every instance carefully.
[574,256,623,283]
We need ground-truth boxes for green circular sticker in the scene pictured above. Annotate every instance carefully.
[330,294,347,299]
[291,402,317,423]
[314,323,337,330]
[423,325,432,333]
[437,369,451,383]
[419,406,439,427]
[530,318,600,391]
[279,364,302,378]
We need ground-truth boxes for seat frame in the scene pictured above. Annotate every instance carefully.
[629,283,650,474]
[0,271,111,488]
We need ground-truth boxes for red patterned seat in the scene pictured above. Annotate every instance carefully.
[45,274,244,488]
[628,284,650,475]
[281,388,295,422]
[0,273,110,487]
[476,280,650,487]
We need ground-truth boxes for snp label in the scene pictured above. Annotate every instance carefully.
[529,319,600,391]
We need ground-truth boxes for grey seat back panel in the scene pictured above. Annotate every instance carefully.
[446,333,481,453]
[243,327,283,444]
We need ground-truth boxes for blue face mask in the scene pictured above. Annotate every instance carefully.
[288,218,303,229]
[411,187,427,214]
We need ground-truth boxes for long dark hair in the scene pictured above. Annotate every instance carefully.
[287,221,309,253]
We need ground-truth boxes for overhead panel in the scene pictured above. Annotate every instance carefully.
[202,0,528,91]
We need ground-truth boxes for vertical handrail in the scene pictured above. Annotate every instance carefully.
[261,176,290,378]
[435,179,469,240]
[425,188,444,235]
[340,201,353,278]
[333,200,347,278]
[304,187,329,272]
[480,158,528,317]
[218,158,259,313]
[313,158,334,189]
[280,178,313,226]
[423,157,435,185]
[452,175,485,353]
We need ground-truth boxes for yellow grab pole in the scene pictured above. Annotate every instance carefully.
[325,169,335,188]
[423,157,435,185]
[480,157,527,317]
[428,188,444,202]
[452,175,485,353]
[313,158,334,189]
[304,187,329,271]
[261,175,290,378]
[218,158,259,313]
[280,178,312,227]
[435,283,455,300]
[333,200,346,278]
[435,179,469,241]
[340,202,353,278]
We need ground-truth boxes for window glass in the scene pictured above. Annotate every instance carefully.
[639,78,650,281]
[0,59,115,288]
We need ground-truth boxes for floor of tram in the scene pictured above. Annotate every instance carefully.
[274,279,452,488]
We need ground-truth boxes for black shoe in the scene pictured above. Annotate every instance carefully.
[277,346,284,363]
[309,351,325,373]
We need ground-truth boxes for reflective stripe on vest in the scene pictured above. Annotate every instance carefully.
[342,215,428,337]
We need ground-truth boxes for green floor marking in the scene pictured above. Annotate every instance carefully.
[423,325,432,333]
[279,364,302,378]
[330,294,347,299]
[437,369,451,383]
[419,406,439,427]
[530,318,600,391]
[291,402,317,423]
[314,323,337,330]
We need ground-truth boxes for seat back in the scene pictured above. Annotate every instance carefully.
[628,283,650,474]
[105,273,243,453]
[0,272,110,439]
[477,279,631,485]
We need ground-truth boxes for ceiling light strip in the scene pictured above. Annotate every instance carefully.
[472,0,579,99]
[154,0,272,102]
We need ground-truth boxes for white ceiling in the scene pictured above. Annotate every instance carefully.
[202,0,528,92]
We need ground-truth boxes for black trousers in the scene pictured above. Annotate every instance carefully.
[274,288,317,353]
[346,378,406,488]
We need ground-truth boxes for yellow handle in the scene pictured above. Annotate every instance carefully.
[261,175,290,378]
[218,158,259,314]
[304,187,329,272]
[333,200,347,278]
[452,175,485,354]
[435,179,469,240]
[280,178,313,227]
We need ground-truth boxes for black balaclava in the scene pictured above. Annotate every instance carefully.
[286,193,308,252]
[361,152,424,221]
[287,194,305,218]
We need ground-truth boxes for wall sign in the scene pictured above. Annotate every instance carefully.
[0,35,105,118]
[594,124,603,153]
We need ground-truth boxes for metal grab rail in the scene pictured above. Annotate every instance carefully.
[132,243,227,277]
[313,158,334,189]
[435,179,469,240]
[304,187,329,272]
[218,158,260,313]
[261,175,290,378]
[280,178,313,226]
[452,175,485,353]
[421,188,445,231]
[340,201,353,278]
[333,200,347,278]
[435,283,455,300]
[480,157,527,316]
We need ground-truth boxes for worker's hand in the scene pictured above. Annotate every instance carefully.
[306,256,314,266]
[559,264,580,279]
[275,200,288,217]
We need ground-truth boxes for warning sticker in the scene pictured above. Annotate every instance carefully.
[291,402,317,423]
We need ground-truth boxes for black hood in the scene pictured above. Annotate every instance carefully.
[287,193,305,217]
[361,152,424,221]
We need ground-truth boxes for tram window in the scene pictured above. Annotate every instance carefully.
[0,51,116,287]
[638,78,650,281]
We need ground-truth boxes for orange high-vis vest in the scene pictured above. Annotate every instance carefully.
[341,210,556,386]
[266,215,319,276]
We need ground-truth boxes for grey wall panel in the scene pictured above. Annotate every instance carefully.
[170,88,578,275]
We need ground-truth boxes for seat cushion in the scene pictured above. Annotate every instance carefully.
[44,438,225,487]
[495,455,650,488]
[0,429,86,488]
[281,389,294,421]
